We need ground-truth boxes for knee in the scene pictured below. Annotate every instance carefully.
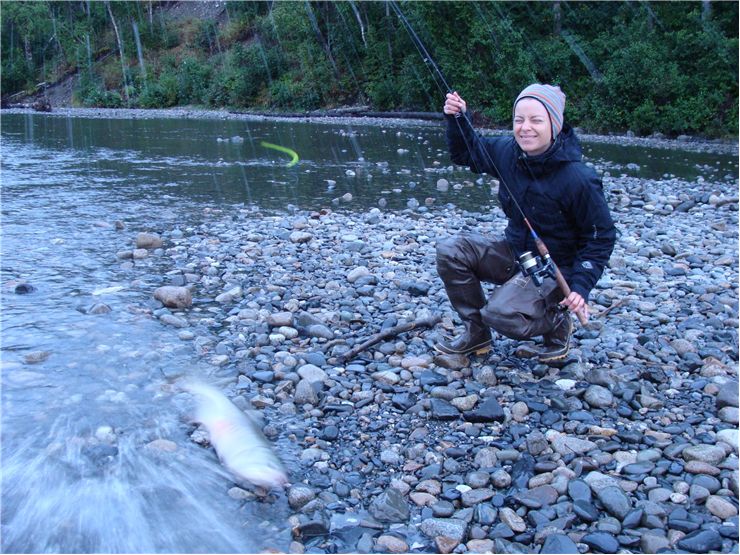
[481,305,532,340]
[435,235,466,274]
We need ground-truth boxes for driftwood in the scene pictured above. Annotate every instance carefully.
[592,297,628,318]
[338,314,441,362]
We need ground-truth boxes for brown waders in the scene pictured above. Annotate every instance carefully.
[435,233,573,363]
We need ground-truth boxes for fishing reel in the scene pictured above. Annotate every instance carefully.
[518,251,555,287]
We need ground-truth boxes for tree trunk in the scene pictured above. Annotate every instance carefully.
[24,35,33,71]
[105,1,129,104]
[348,0,367,48]
[553,1,561,35]
[304,1,339,78]
[702,0,712,22]
[49,5,64,58]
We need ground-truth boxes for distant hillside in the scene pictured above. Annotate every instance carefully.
[2,1,737,137]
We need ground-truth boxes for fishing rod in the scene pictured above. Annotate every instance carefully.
[388,0,589,326]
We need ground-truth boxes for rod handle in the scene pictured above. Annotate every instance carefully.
[533,236,589,326]
[553,270,589,326]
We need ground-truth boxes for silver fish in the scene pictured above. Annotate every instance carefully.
[184,381,288,489]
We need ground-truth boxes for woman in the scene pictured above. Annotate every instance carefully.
[435,84,616,363]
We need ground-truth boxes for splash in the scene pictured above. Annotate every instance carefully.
[260,141,299,167]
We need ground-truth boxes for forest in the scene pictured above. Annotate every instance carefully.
[2,1,738,137]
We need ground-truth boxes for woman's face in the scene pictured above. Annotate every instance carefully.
[513,98,553,156]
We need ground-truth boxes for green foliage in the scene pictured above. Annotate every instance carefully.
[2,1,737,138]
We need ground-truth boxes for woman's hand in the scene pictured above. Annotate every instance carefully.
[443,91,467,116]
[560,291,589,321]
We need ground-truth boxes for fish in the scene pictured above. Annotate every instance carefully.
[183,381,289,489]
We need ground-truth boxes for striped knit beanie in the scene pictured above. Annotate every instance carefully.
[514,84,566,139]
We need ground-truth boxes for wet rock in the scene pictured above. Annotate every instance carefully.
[420,517,467,543]
[705,495,738,520]
[14,283,36,294]
[430,399,460,420]
[581,531,619,553]
[541,533,579,554]
[499,507,526,532]
[294,379,319,406]
[683,444,727,465]
[153,286,192,308]
[24,351,51,364]
[640,531,670,553]
[583,385,614,408]
[369,487,409,523]
[136,232,163,249]
[374,535,408,553]
[463,396,504,423]
[716,382,739,408]
[87,303,112,315]
[677,529,723,553]
[289,231,313,243]
[595,486,631,520]
[267,312,293,327]
[288,485,316,510]
[548,432,597,456]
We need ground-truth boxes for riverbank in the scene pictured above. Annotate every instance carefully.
[4,106,738,156]
[116,162,740,553]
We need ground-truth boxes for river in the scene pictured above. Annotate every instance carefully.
[1,111,737,553]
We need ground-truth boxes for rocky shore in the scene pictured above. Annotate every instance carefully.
[113,157,740,554]
[5,105,738,156]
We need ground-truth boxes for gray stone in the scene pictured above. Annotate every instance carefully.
[267,311,293,327]
[596,486,631,520]
[472,365,497,386]
[550,435,597,456]
[584,385,614,408]
[683,444,726,465]
[289,231,313,243]
[716,382,739,408]
[288,485,316,510]
[369,487,410,523]
[526,430,549,456]
[641,531,670,553]
[297,364,327,384]
[136,232,163,249]
[347,267,371,283]
[581,531,619,554]
[705,495,739,520]
[419,518,467,543]
[498,507,526,532]
[719,406,739,424]
[541,533,579,554]
[461,488,495,507]
[294,378,319,405]
[153,286,192,308]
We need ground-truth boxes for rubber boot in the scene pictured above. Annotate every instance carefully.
[435,285,492,356]
[538,310,573,363]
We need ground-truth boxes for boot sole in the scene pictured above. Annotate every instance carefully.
[538,345,570,363]
[434,343,492,356]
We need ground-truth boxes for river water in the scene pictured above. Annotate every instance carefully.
[1,112,737,553]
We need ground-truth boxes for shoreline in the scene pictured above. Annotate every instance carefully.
[4,106,738,156]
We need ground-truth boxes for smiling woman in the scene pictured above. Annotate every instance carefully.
[438,83,616,363]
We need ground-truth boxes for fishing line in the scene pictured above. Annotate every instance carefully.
[388,0,588,323]
[388,0,532,236]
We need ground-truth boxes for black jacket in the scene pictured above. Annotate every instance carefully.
[445,114,616,302]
